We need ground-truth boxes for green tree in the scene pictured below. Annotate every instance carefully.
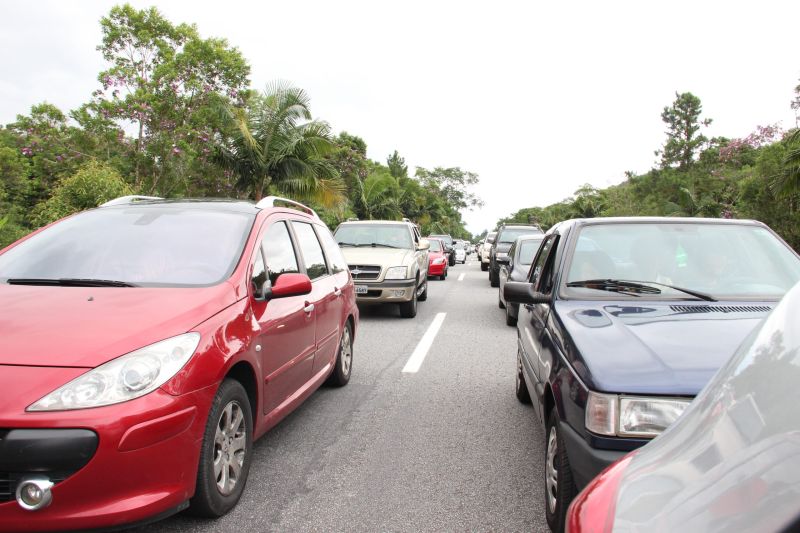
[84,3,250,194]
[657,92,712,171]
[387,150,408,178]
[355,170,403,220]
[570,184,606,218]
[772,130,800,197]
[415,166,484,211]
[216,82,343,204]
[34,161,132,225]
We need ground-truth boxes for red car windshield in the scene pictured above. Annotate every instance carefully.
[0,206,255,287]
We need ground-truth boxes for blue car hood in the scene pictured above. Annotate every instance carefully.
[555,300,772,396]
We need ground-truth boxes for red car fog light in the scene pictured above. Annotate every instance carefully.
[16,477,54,511]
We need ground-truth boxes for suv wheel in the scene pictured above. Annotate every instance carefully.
[190,379,253,517]
[489,264,499,287]
[481,262,488,272]
[544,408,576,533]
[326,321,353,386]
[399,286,418,318]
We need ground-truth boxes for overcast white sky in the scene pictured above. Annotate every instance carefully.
[1,0,799,233]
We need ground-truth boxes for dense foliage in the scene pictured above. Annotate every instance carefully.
[498,91,800,250]
[0,4,479,249]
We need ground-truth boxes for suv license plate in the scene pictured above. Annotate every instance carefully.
[355,285,368,294]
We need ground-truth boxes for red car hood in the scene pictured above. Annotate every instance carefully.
[0,283,238,368]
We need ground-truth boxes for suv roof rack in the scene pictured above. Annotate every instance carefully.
[255,196,319,219]
[100,195,163,207]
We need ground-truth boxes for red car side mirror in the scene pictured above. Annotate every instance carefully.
[267,273,312,300]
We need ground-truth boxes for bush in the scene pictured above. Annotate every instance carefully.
[34,161,133,226]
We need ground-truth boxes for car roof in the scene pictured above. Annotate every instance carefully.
[98,198,262,215]
[515,234,545,242]
[338,220,415,226]
[562,216,763,228]
[97,196,327,221]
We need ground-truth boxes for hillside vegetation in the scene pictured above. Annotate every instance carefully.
[498,90,800,250]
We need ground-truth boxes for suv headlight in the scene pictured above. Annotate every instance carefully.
[385,266,407,279]
[585,392,691,438]
[27,333,201,411]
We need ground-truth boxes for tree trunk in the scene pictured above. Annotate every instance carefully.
[134,119,144,189]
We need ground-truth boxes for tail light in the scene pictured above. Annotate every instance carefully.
[566,452,635,533]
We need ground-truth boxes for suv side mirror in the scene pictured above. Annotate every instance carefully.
[496,255,511,265]
[418,238,430,251]
[487,237,496,244]
[504,282,550,305]
[266,273,312,300]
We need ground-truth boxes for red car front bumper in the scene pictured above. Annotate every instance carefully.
[0,365,216,532]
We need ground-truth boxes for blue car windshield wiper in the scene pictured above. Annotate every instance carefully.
[566,279,660,297]
[567,278,716,301]
[619,279,717,302]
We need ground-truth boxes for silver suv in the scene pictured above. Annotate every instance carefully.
[334,220,430,318]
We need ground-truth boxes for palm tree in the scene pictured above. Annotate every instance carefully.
[356,171,403,220]
[216,82,344,205]
[772,129,800,198]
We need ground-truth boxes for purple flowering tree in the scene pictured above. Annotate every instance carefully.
[83,5,250,196]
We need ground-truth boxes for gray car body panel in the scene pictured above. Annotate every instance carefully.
[612,282,800,532]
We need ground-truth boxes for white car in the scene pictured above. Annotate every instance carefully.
[480,232,496,271]
[454,244,466,263]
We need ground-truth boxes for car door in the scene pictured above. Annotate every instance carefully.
[253,219,316,415]
[412,226,427,279]
[290,220,341,376]
[315,223,352,370]
[517,234,559,422]
[499,241,516,298]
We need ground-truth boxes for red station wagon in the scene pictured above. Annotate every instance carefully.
[0,196,358,531]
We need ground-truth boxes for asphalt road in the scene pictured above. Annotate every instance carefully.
[136,256,548,533]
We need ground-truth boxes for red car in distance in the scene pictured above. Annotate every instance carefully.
[0,196,358,531]
[427,238,449,279]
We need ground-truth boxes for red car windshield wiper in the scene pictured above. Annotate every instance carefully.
[7,278,138,288]
[567,278,716,302]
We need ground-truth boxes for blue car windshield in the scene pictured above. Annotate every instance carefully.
[565,223,800,299]
[0,207,255,287]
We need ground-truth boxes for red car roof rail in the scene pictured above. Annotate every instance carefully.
[256,196,319,219]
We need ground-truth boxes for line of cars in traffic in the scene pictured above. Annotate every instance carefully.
[483,216,800,532]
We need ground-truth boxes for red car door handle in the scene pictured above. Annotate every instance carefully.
[303,303,315,314]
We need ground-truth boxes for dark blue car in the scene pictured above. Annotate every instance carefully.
[503,217,800,533]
